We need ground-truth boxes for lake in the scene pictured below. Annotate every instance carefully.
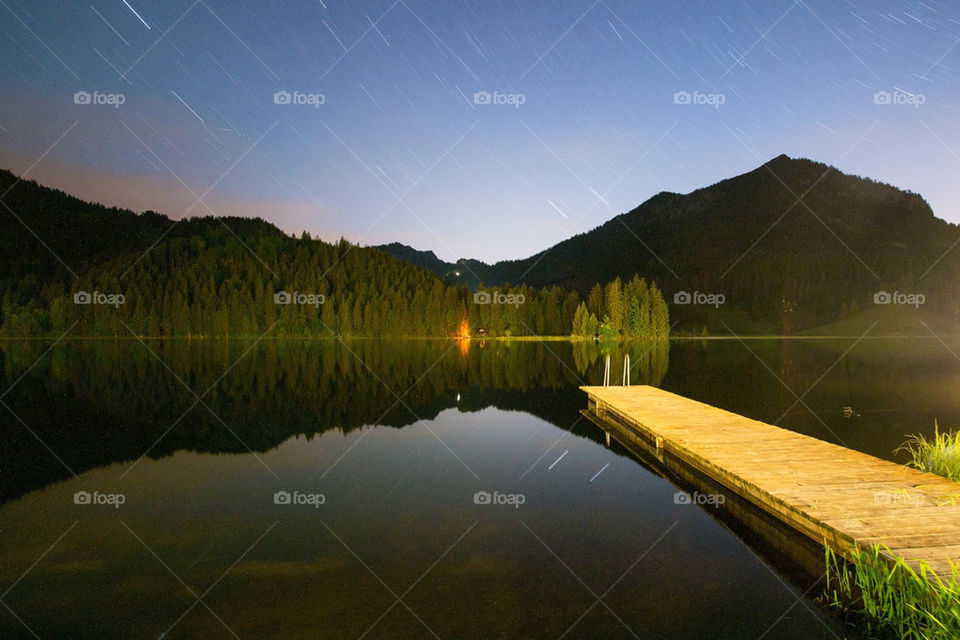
[1,337,957,639]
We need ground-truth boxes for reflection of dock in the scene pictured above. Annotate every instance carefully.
[582,385,960,577]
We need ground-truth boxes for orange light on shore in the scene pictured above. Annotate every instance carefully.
[455,317,471,340]
[455,318,471,357]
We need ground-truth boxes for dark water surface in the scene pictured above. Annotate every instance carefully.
[2,337,957,639]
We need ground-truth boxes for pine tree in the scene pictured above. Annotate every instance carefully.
[572,302,589,337]
[638,291,651,338]
[561,290,580,333]
[587,284,604,318]
[649,283,670,340]
[585,312,599,338]
[604,277,625,333]
[320,297,336,334]
[627,297,642,337]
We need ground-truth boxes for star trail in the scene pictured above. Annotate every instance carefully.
[1,0,958,261]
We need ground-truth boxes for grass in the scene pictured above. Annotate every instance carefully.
[825,544,960,639]
[897,422,960,482]
[799,305,958,338]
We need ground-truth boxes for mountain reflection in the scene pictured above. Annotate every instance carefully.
[0,338,668,503]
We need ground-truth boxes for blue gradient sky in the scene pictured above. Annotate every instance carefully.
[1,0,958,262]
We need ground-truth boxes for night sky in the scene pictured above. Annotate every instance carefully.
[1,0,958,262]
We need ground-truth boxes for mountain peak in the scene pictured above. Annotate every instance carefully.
[378,241,441,262]
[398,156,949,331]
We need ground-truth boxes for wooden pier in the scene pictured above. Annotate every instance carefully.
[583,385,960,577]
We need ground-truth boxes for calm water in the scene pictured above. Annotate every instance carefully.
[1,337,958,639]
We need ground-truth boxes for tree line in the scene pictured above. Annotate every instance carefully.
[0,171,667,338]
[571,275,670,340]
[1,238,668,340]
[1,224,669,339]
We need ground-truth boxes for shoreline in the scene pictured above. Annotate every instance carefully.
[1,334,957,342]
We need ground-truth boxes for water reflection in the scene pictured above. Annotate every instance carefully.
[5,336,955,638]
[0,338,667,504]
[1,404,845,639]
[5,335,960,505]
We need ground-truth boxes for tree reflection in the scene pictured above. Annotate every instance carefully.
[0,338,668,503]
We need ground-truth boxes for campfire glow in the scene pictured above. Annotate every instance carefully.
[455,317,471,340]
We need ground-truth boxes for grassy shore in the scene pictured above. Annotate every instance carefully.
[823,428,960,638]
[898,423,960,482]
[825,544,960,639]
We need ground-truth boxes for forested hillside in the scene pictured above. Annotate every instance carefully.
[0,170,668,338]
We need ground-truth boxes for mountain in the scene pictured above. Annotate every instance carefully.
[1,169,662,339]
[381,155,960,332]
[375,242,456,275]
[0,169,467,336]
[373,242,488,289]
[8,154,950,337]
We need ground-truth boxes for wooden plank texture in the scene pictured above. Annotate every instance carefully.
[583,385,960,578]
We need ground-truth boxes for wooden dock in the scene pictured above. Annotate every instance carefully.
[583,385,960,577]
